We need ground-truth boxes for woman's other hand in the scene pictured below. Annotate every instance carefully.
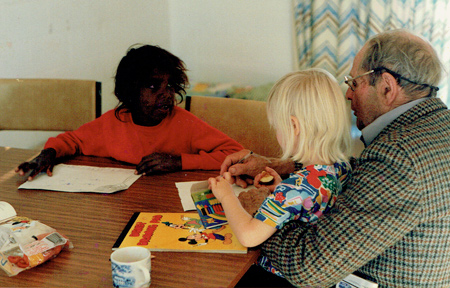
[136,152,182,175]
[15,148,57,181]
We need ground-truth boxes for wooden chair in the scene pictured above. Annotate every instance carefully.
[182,95,281,158]
[0,79,101,149]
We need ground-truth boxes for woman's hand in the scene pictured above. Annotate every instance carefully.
[15,148,57,181]
[136,152,182,175]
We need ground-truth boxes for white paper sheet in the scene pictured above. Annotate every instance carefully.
[18,164,142,193]
[176,180,255,211]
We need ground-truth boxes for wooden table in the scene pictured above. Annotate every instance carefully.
[0,147,259,287]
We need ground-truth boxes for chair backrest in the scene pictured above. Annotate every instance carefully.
[0,79,101,131]
[182,95,281,158]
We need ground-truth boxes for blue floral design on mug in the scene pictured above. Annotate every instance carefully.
[112,262,136,288]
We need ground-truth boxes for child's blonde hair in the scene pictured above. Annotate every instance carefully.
[266,68,351,164]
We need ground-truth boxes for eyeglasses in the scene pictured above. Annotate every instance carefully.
[344,67,439,92]
[344,70,376,91]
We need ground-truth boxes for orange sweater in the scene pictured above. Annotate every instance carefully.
[45,107,243,170]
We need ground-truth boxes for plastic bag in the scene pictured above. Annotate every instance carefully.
[0,216,73,276]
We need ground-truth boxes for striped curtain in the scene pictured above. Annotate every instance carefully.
[293,0,450,106]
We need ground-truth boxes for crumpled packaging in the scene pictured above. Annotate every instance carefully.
[0,216,73,276]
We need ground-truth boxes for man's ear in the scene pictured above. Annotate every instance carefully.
[290,116,300,136]
[378,72,399,106]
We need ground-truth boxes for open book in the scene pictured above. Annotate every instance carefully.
[0,202,17,223]
[176,180,254,211]
[113,212,247,254]
[190,181,227,229]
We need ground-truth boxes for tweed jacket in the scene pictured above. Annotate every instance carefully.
[261,97,450,287]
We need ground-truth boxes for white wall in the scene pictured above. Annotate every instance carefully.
[169,0,295,86]
[1,0,294,114]
[0,0,170,113]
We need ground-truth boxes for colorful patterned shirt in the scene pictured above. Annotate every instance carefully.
[255,162,352,229]
[255,161,352,276]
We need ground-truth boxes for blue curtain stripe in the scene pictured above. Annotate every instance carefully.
[293,0,450,106]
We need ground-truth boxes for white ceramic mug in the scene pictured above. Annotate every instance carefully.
[111,246,151,288]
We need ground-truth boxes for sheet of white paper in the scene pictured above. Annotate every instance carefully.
[18,164,142,193]
[176,180,255,211]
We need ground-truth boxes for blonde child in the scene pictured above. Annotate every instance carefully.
[208,68,352,278]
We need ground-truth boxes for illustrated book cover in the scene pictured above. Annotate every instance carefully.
[190,181,227,229]
[112,212,247,254]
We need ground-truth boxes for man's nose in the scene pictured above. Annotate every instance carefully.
[345,88,353,101]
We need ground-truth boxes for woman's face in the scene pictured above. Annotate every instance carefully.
[131,74,175,126]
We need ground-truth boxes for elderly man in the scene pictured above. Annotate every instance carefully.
[223,29,449,287]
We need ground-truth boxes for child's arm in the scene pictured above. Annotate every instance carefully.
[208,176,276,247]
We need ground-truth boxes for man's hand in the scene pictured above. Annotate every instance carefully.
[220,149,273,188]
[15,148,57,181]
[220,149,296,188]
[136,153,182,175]
[219,149,252,175]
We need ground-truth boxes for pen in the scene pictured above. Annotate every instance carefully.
[237,151,253,164]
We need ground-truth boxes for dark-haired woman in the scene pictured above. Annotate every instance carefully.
[16,45,243,180]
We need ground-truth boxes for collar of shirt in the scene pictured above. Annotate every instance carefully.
[361,98,427,146]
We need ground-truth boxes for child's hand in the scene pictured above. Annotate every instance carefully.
[208,174,235,203]
[254,167,282,192]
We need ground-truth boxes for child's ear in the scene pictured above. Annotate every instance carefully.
[290,116,300,136]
